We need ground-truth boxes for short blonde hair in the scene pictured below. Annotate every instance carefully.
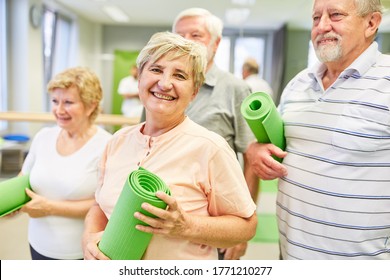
[136,31,207,90]
[47,67,103,122]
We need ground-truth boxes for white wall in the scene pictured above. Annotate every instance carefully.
[76,17,103,71]
[100,25,170,114]
[6,0,168,136]
[6,0,103,137]
[7,0,44,135]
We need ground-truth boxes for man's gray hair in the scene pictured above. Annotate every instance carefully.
[355,0,383,16]
[172,8,223,42]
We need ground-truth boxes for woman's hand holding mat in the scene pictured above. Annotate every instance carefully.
[98,167,171,260]
[0,175,31,217]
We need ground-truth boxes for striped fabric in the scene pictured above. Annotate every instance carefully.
[277,42,390,259]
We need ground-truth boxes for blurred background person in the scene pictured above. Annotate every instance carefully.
[82,32,257,260]
[19,67,112,260]
[117,65,143,119]
[242,57,274,101]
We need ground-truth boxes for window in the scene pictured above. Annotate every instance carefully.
[214,30,269,81]
[307,40,319,68]
[51,15,72,77]
[42,7,56,105]
[0,0,7,131]
[214,37,231,72]
[234,37,265,78]
[42,7,73,110]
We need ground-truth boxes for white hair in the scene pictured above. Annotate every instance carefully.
[172,8,223,42]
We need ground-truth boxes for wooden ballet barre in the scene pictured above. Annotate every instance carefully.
[0,111,140,126]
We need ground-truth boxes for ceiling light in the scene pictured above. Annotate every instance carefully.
[101,5,130,23]
[225,8,250,25]
[231,0,256,6]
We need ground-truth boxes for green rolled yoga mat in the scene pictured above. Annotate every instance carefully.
[0,174,31,217]
[98,167,171,260]
[241,92,286,162]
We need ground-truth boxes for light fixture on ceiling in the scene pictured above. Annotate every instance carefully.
[231,0,256,6]
[225,8,250,25]
[101,5,130,23]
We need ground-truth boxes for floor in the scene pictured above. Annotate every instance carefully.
[0,173,279,260]
[243,180,280,260]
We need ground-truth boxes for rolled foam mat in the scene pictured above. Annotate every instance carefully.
[98,167,171,260]
[241,92,286,162]
[0,174,31,217]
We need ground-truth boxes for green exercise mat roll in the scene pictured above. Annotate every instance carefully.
[0,174,31,217]
[98,167,171,260]
[241,92,286,162]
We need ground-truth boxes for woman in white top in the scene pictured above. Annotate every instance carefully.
[19,67,111,260]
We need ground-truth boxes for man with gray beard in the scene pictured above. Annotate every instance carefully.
[246,0,390,259]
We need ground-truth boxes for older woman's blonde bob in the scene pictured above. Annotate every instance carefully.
[136,32,207,90]
[47,67,103,122]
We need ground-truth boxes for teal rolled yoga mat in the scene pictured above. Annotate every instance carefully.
[98,167,171,260]
[0,174,31,217]
[241,92,286,162]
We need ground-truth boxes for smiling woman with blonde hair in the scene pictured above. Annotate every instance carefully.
[82,32,257,260]
[18,67,112,260]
